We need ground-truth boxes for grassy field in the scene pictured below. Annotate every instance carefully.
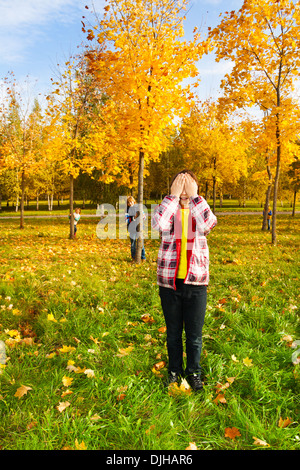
[0,213,299,451]
[0,197,299,217]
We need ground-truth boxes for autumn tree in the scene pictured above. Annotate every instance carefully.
[1,77,44,228]
[84,0,208,262]
[178,100,249,212]
[209,0,300,244]
[45,54,107,238]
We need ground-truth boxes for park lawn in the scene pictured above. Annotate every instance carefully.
[0,214,299,450]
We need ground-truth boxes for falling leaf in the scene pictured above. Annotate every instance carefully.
[75,439,87,450]
[278,417,292,428]
[158,326,167,333]
[225,427,241,440]
[141,314,155,324]
[57,401,71,413]
[243,357,253,367]
[117,393,126,401]
[90,414,101,421]
[84,369,95,378]
[168,379,191,397]
[153,361,166,371]
[213,393,227,405]
[14,385,32,399]
[27,421,37,430]
[47,313,57,322]
[252,436,270,447]
[116,346,134,357]
[185,442,198,450]
[58,345,76,354]
[62,376,73,387]
[145,425,155,434]
[231,354,239,362]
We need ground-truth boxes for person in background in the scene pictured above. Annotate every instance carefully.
[125,196,146,261]
[69,207,81,237]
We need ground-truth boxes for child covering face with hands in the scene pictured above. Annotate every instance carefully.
[151,170,217,391]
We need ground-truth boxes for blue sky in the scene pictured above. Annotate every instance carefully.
[0,0,243,104]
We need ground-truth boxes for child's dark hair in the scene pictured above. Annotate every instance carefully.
[170,169,199,188]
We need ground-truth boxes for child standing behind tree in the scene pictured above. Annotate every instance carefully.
[125,196,146,261]
[69,207,81,237]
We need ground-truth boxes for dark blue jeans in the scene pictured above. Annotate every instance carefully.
[130,236,146,260]
[159,279,207,377]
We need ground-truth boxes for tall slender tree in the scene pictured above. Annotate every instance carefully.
[209,0,300,244]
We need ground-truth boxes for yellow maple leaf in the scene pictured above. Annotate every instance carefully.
[58,345,76,353]
[62,375,73,387]
[84,369,95,378]
[168,379,191,397]
[243,357,253,367]
[57,401,71,413]
[75,439,87,450]
[47,313,57,322]
[116,346,134,357]
[14,385,32,399]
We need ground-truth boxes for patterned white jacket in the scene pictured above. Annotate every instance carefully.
[151,195,217,290]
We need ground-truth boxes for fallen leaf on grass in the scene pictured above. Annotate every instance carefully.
[57,401,71,413]
[243,357,253,367]
[117,393,126,401]
[151,360,166,377]
[278,417,292,428]
[168,379,191,397]
[141,314,155,324]
[213,393,227,405]
[84,369,95,378]
[116,385,128,401]
[153,361,166,371]
[185,442,198,450]
[14,385,32,399]
[158,326,167,333]
[62,376,73,387]
[145,425,155,435]
[58,345,76,354]
[252,436,270,447]
[47,313,57,322]
[116,346,134,358]
[225,427,241,440]
[75,439,87,450]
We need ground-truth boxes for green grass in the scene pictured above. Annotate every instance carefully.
[0,214,299,450]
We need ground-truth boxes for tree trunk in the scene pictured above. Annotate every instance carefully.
[69,174,75,239]
[135,150,144,263]
[262,164,272,230]
[20,169,25,229]
[292,190,296,217]
[212,176,216,214]
[212,157,217,213]
[272,121,281,245]
[205,181,208,200]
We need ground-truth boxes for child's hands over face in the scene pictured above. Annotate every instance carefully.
[170,173,185,197]
[184,174,198,198]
